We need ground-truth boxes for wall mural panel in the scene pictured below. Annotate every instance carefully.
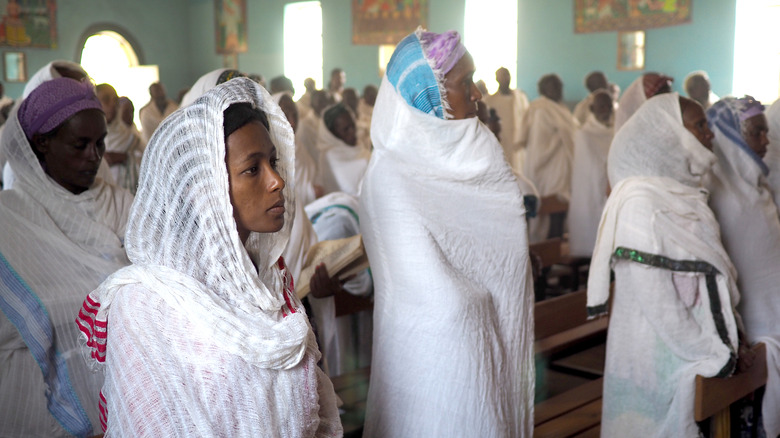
[575,0,692,33]
[352,0,428,45]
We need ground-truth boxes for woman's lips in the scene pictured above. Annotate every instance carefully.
[268,199,285,215]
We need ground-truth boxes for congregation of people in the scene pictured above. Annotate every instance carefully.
[1,21,779,438]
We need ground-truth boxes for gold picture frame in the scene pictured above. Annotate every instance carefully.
[617,31,645,71]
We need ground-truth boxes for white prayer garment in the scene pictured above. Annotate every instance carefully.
[316,114,369,196]
[588,93,740,437]
[360,29,534,437]
[139,90,179,144]
[0,83,132,437]
[484,88,529,171]
[76,78,342,437]
[356,98,374,154]
[305,192,373,377]
[521,95,578,242]
[104,116,145,193]
[569,112,613,257]
[705,98,780,437]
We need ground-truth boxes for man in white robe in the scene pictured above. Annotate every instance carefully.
[139,82,178,143]
[569,90,614,257]
[483,67,529,171]
[96,84,145,193]
[296,77,316,119]
[684,70,718,111]
[572,70,608,124]
[521,73,578,242]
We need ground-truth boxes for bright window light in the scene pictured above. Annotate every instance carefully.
[464,0,518,95]
[284,1,323,100]
[733,0,780,103]
[81,31,159,130]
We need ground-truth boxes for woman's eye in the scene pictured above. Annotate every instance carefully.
[243,166,258,175]
[270,157,279,171]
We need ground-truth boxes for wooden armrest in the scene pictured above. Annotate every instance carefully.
[534,398,602,438]
[534,318,609,357]
[694,342,767,421]
[330,366,371,392]
[535,377,604,425]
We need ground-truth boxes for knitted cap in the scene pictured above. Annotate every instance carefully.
[18,77,103,139]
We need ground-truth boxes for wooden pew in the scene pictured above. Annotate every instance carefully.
[534,378,604,437]
[695,343,767,438]
[534,289,609,358]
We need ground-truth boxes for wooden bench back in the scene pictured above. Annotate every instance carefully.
[334,289,374,317]
[530,237,564,269]
[538,195,569,216]
[534,289,589,340]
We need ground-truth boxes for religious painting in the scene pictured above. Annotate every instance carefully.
[352,0,429,45]
[617,31,645,71]
[0,0,57,48]
[575,0,692,33]
[215,0,247,54]
[3,51,25,82]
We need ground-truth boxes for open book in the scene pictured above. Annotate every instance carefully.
[296,234,370,299]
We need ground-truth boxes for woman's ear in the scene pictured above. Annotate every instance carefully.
[31,133,49,157]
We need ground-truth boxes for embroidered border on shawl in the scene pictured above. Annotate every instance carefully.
[611,246,737,378]
[0,252,93,437]
[309,204,359,225]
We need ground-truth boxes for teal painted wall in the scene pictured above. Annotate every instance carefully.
[7,0,738,105]
[5,0,190,99]
[516,0,737,102]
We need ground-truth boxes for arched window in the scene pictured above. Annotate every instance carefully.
[733,0,780,102]
[284,1,323,100]
[464,0,518,94]
[80,29,158,128]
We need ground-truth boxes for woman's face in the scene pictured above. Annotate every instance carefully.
[225,121,285,243]
[681,98,714,150]
[742,113,769,159]
[332,111,357,146]
[33,108,107,194]
[444,52,482,120]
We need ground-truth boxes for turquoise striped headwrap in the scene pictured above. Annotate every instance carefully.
[385,28,465,119]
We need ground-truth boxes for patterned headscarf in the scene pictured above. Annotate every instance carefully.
[385,27,467,119]
[707,96,768,173]
[18,77,103,140]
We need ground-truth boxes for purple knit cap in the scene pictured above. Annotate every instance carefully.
[18,77,103,140]
[417,30,467,75]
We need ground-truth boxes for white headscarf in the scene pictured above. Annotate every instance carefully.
[764,98,780,211]
[180,68,244,107]
[317,106,370,196]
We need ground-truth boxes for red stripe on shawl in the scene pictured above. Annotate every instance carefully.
[278,257,297,315]
[99,390,107,431]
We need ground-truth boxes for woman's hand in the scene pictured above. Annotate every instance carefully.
[309,263,342,298]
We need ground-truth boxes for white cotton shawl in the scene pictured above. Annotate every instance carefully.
[104,117,145,193]
[316,116,370,196]
[614,75,647,133]
[521,95,577,242]
[706,108,780,437]
[588,93,739,436]
[360,76,535,437]
[764,98,780,213]
[78,78,341,437]
[356,98,374,154]
[569,113,613,257]
[274,91,319,206]
[0,101,132,436]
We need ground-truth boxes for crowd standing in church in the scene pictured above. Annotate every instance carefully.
[0,14,779,438]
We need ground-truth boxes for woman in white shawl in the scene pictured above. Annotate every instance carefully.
[569,90,614,257]
[763,98,780,211]
[2,60,114,189]
[521,73,578,242]
[613,72,673,133]
[304,191,373,377]
[705,96,780,437]
[76,77,342,436]
[588,93,741,436]
[316,102,369,196]
[0,77,132,437]
[360,28,535,437]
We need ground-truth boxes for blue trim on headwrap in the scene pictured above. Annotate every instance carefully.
[707,99,769,176]
[386,33,445,119]
[0,252,93,437]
